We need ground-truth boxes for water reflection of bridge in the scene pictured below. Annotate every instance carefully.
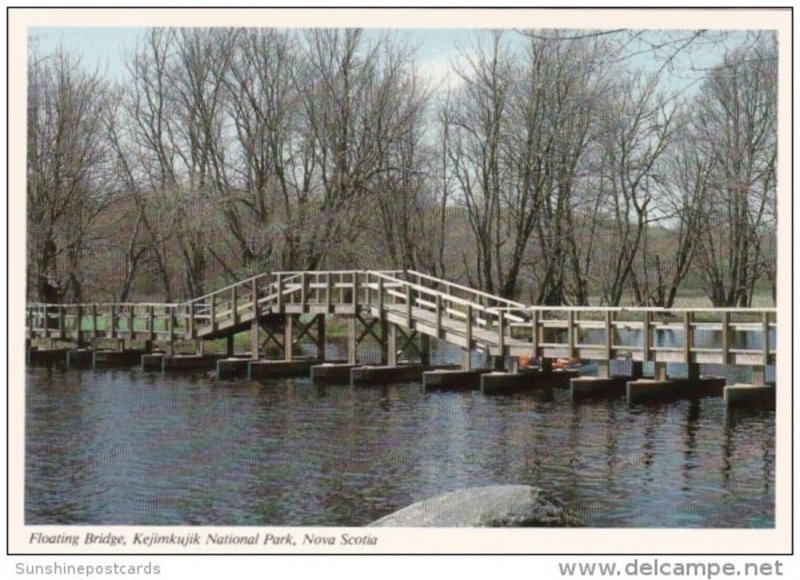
[26,270,776,406]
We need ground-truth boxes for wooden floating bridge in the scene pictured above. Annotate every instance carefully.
[26,270,776,405]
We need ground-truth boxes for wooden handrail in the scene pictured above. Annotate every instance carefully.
[24,269,778,370]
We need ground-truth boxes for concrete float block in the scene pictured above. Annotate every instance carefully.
[216,357,253,379]
[724,383,775,409]
[311,362,361,385]
[626,377,726,404]
[248,358,320,379]
[481,370,578,395]
[350,364,460,386]
[66,349,94,368]
[93,349,146,368]
[422,368,490,392]
[570,376,628,401]
[141,353,166,371]
[161,354,225,371]
[27,348,69,366]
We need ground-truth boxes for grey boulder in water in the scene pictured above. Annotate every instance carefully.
[368,484,583,527]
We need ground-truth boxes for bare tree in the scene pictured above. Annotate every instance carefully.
[447,31,610,302]
[595,71,678,306]
[27,49,113,303]
[692,37,777,306]
[447,32,512,295]
[223,28,299,272]
[123,28,181,300]
[166,28,236,296]
[630,114,711,307]
[521,34,609,305]
[295,29,425,270]
[124,28,236,298]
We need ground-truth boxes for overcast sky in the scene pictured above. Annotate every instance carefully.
[29,27,499,86]
[29,26,761,97]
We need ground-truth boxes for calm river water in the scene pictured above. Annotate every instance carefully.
[25,363,774,528]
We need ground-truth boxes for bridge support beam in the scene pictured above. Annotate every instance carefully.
[316,315,326,361]
[347,317,357,364]
[386,322,397,366]
[491,356,506,371]
[284,315,294,361]
[420,335,431,366]
[461,349,472,371]
[751,366,766,386]
[250,319,260,359]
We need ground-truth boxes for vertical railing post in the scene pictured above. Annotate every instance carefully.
[685,311,701,380]
[251,278,258,318]
[189,302,196,339]
[531,309,539,362]
[642,311,652,363]
[462,304,473,371]
[683,311,692,364]
[109,305,116,340]
[168,305,176,346]
[232,285,239,324]
[721,311,730,366]
[352,272,360,311]
[325,274,333,313]
[210,294,217,332]
[435,294,442,338]
[406,284,413,327]
[148,305,155,343]
[301,272,308,311]
[762,311,770,367]
[58,305,65,340]
[276,273,284,312]
[497,310,505,356]
[378,277,384,313]
[567,310,575,359]
[74,304,83,343]
[465,304,473,351]
[604,311,613,362]
[128,305,135,342]
[91,304,98,340]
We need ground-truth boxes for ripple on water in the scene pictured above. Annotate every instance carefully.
[25,367,774,527]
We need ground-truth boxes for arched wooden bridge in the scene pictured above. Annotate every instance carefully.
[26,270,776,404]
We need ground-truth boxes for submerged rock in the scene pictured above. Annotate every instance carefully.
[368,484,583,527]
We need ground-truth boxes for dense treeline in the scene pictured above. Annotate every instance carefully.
[27,28,777,306]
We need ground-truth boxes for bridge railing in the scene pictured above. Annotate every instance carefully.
[24,270,778,371]
[363,270,528,351]
[182,272,277,336]
[400,270,528,313]
[501,306,777,366]
[26,302,182,342]
[272,270,369,311]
